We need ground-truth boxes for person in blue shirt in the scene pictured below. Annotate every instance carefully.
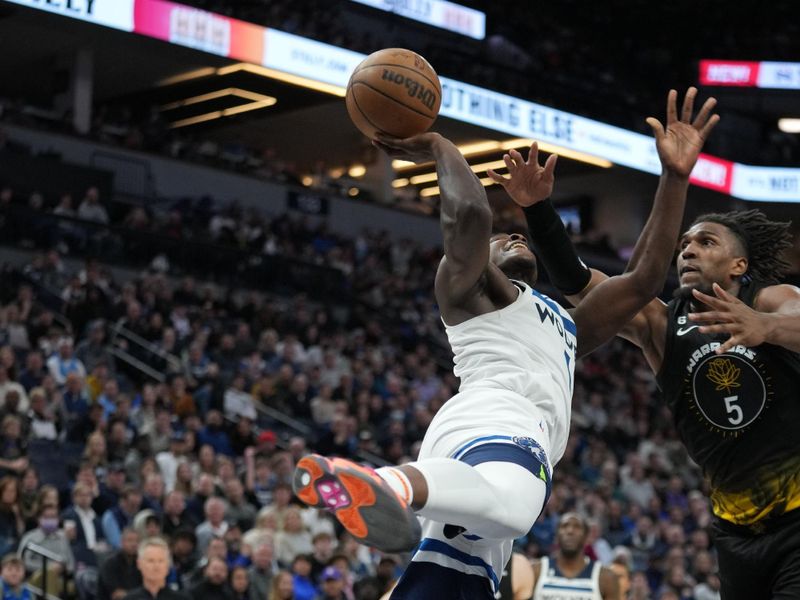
[290,554,316,600]
[0,555,32,600]
[101,486,142,548]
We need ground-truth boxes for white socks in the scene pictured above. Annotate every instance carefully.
[376,466,415,505]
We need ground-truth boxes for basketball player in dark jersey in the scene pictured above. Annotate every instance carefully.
[492,91,800,600]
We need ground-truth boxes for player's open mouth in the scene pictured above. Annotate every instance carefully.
[680,266,699,275]
[508,241,528,251]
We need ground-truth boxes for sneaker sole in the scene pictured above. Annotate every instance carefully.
[293,454,421,552]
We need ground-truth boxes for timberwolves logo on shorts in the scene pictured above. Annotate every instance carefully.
[691,355,767,432]
[512,436,549,483]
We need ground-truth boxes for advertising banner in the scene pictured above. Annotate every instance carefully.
[348,0,485,39]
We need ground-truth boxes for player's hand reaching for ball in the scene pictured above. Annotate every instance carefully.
[647,87,720,178]
[373,132,444,164]
[486,141,557,208]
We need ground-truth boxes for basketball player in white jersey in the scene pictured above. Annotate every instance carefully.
[293,88,718,599]
[532,513,619,600]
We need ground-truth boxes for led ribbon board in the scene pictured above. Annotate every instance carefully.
[347,0,485,40]
[700,60,800,90]
[5,0,798,202]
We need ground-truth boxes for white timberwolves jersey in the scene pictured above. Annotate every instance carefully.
[443,281,576,464]
[533,557,601,600]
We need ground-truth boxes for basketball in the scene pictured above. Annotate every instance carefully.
[346,48,442,140]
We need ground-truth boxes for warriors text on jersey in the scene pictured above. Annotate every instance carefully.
[657,280,800,524]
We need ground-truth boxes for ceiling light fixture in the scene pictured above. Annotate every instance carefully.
[161,88,275,111]
[393,138,612,172]
[217,63,347,97]
[157,67,217,86]
[168,95,277,128]
[348,165,367,178]
[778,118,800,133]
[419,175,498,198]
[402,159,508,187]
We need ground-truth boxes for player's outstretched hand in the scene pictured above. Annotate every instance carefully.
[647,87,720,178]
[487,141,557,208]
[688,283,766,353]
[373,132,443,164]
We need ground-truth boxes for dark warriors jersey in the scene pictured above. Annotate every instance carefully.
[657,280,800,525]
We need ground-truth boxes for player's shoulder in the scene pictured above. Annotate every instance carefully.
[755,283,800,312]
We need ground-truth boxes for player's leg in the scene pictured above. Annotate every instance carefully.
[711,521,765,600]
[294,440,550,550]
[768,510,800,599]
[402,458,547,540]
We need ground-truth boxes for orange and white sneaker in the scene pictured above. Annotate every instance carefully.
[293,454,421,552]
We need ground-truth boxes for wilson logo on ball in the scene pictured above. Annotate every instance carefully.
[381,69,438,111]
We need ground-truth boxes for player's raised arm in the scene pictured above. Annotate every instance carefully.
[374,133,493,303]
[571,88,719,356]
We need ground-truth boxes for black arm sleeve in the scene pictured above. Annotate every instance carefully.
[523,200,591,295]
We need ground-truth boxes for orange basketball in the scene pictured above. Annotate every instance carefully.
[346,48,442,139]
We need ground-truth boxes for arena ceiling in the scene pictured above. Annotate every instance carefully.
[0,0,796,222]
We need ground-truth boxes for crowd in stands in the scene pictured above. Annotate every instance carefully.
[4,173,795,600]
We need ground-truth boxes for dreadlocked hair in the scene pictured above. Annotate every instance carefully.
[692,209,793,284]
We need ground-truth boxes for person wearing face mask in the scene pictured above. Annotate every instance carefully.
[18,504,76,597]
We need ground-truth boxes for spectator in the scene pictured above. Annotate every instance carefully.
[230,565,251,600]
[267,571,294,600]
[0,477,25,556]
[229,418,256,458]
[101,486,142,549]
[316,566,346,600]
[308,531,335,583]
[157,433,188,493]
[196,498,229,554]
[17,352,45,393]
[75,320,115,374]
[197,412,234,457]
[274,507,312,567]
[289,555,315,600]
[61,373,90,428]
[224,374,257,422]
[223,525,247,569]
[94,462,126,515]
[62,481,106,568]
[97,528,142,600]
[18,469,39,530]
[0,555,33,600]
[224,479,257,533]
[162,491,194,538]
[170,530,198,591]
[247,541,278,600]
[142,473,165,516]
[190,556,233,600]
[18,504,75,589]
[185,474,214,525]
[124,536,185,600]
[0,368,28,414]
[0,416,28,477]
[26,388,58,441]
[83,431,109,473]
[46,337,87,386]
[77,187,109,225]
